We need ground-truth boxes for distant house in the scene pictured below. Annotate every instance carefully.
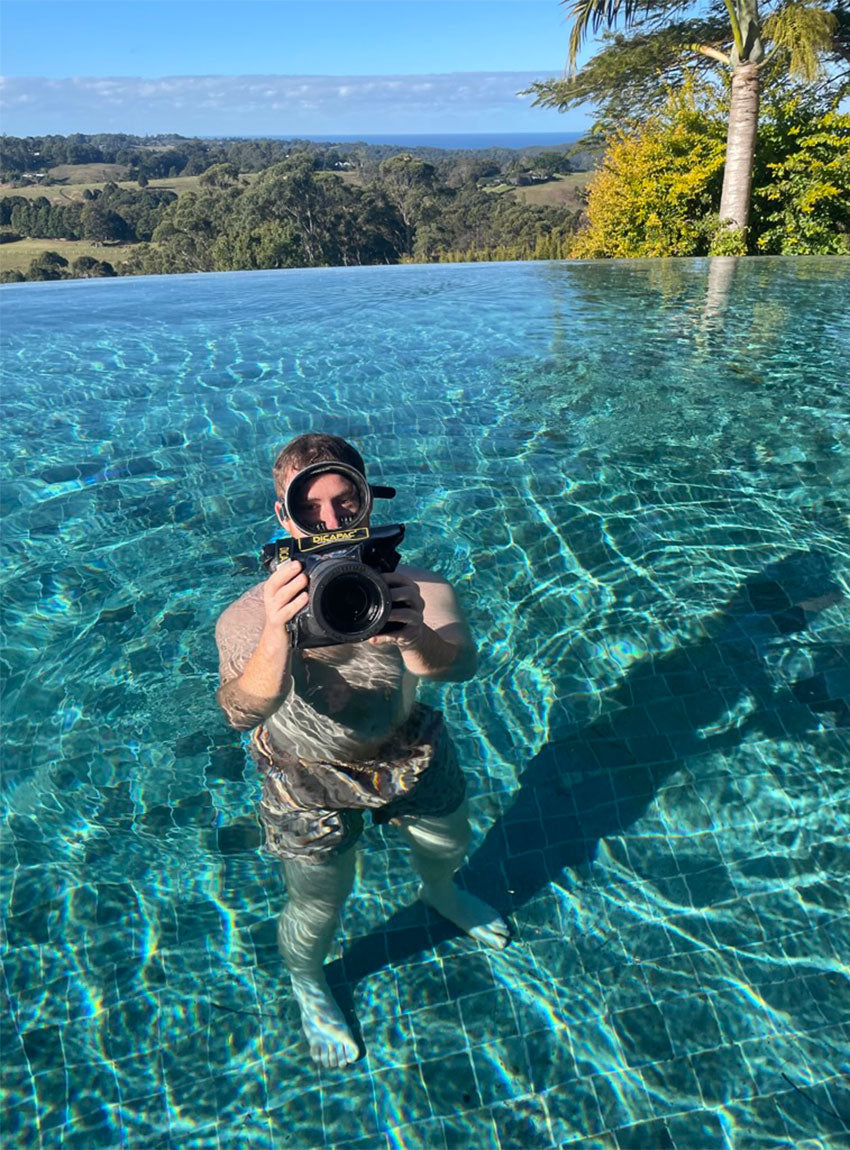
[507,172,550,187]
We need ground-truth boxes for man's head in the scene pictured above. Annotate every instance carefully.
[273,433,368,537]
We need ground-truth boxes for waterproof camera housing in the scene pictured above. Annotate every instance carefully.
[261,523,405,649]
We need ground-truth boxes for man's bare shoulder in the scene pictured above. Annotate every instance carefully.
[215,583,265,640]
[397,564,452,590]
[215,583,267,683]
[397,564,469,637]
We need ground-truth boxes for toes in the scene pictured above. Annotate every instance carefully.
[310,1039,357,1069]
[469,920,511,950]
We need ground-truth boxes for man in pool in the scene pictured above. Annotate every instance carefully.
[214,433,508,1069]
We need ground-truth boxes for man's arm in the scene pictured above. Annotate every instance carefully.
[369,566,477,682]
[215,559,309,729]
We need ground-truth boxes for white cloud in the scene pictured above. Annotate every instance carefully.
[0,71,578,134]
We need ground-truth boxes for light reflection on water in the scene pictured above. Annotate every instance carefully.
[2,258,849,1147]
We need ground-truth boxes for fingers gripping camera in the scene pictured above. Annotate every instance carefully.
[261,524,406,648]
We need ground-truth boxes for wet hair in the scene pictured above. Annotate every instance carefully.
[272,433,366,498]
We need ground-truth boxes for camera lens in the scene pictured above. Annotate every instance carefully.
[323,573,379,631]
[311,561,391,643]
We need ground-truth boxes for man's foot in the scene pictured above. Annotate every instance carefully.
[290,973,360,1069]
[418,882,510,949]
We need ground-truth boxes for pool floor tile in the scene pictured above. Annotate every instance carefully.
[409,1000,466,1061]
[486,1094,552,1147]
[665,1107,726,1147]
[543,1076,605,1143]
[419,1051,482,1118]
[613,1117,676,1149]
[372,1064,433,1131]
[470,1035,534,1107]
[441,1109,499,1149]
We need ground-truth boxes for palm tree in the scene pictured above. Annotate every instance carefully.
[531,0,842,242]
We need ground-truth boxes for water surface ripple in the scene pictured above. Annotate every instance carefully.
[2,258,849,1148]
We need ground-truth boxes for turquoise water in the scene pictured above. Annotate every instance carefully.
[1,257,849,1148]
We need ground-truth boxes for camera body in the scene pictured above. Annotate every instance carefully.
[261,523,405,649]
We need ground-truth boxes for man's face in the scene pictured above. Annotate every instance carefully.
[277,468,366,537]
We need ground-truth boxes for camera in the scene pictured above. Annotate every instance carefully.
[261,523,405,648]
[260,460,404,649]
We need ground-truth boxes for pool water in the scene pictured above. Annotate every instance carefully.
[1,258,849,1148]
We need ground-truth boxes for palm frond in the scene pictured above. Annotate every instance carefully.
[762,2,838,79]
[529,17,730,118]
[563,0,644,68]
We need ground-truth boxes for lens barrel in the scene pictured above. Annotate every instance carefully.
[309,560,392,644]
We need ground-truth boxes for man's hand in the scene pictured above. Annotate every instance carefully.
[263,559,309,641]
[368,570,425,650]
[369,569,476,681]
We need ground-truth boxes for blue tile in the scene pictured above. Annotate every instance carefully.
[665,1107,726,1147]
[543,1077,605,1143]
[419,1052,481,1118]
[613,1003,675,1067]
[614,1118,675,1149]
[470,1036,533,1107]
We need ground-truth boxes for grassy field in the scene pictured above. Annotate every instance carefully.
[0,238,140,274]
[48,162,129,183]
[0,172,206,202]
[510,172,591,208]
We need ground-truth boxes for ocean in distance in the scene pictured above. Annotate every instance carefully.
[246,131,584,151]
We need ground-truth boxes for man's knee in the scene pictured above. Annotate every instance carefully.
[403,804,472,857]
[282,847,357,905]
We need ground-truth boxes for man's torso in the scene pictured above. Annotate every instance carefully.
[216,581,418,762]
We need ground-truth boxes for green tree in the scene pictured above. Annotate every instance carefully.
[574,83,734,256]
[752,93,850,251]
[213,220,301,270]
[376,153,439,255]
[529,0,843,248]
[232,155,400,267]
[80,200,131,243]
[70,255,117,278]
[27,250,69,281]
[573,82,849,255]
[149,185,240,272]
[198,161,240,188]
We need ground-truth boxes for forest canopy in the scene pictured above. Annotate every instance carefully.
[0,134,589,281]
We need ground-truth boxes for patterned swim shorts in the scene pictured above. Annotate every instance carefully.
[250,704,466,862]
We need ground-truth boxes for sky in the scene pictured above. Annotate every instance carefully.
[0,0,592,137]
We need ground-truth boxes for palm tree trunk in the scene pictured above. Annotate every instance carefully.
[718,60,760,232]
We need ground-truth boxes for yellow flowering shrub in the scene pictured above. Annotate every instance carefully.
[573,86,727,258]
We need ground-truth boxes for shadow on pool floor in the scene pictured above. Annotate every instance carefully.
[332,548,846,985]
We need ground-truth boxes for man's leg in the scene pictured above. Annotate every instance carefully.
[278,848,359,1068]
[399,799,510,949]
